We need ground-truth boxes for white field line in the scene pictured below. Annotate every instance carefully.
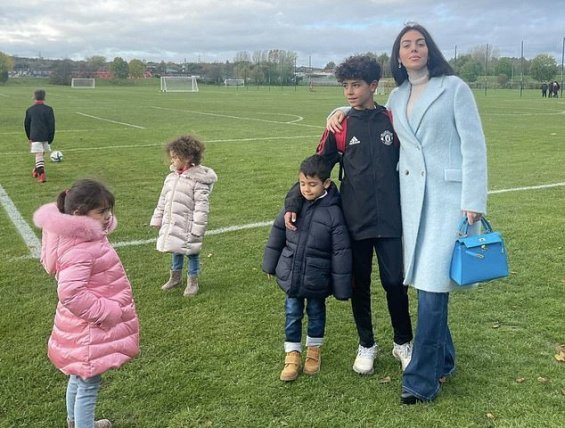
[76,112,146,129]
[150,106,321,128]
[488,182,565,194]
[7,182,565,260]
[0,185,41,259]
[0,129,92,136]
[1,135,321,156]
[112,221,274,249]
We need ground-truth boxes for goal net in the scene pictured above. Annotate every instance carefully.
[224,78,245,87]
[71,78,96,89]
[160,76,199,92]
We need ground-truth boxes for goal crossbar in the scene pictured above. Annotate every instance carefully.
[160,76,199,92]
[71,78,96,89]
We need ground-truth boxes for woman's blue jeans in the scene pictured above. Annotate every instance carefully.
[284,296,326,344]
[402,290,455,401]
[66,374,102,428]
[172,253,200,277]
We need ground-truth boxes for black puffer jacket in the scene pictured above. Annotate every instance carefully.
[262,185,352,300]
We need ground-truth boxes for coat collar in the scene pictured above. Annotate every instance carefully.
[395,76,447,137]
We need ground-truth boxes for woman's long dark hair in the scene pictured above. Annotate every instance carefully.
[390,23,454,86]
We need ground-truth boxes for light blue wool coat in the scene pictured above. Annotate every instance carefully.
[387,75,488,292]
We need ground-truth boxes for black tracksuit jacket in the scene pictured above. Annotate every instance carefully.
[286,104,402,241]
[24,102,56,143]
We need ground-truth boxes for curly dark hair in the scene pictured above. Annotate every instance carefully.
[335,55,382,84]
[165,134,205,165]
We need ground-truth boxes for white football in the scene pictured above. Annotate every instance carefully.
[50,150,64,162]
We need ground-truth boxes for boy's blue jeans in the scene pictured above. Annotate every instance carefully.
[66,374,102,428]
[284,296,326,350]
[172,253,200,277]
[402,290,455,401]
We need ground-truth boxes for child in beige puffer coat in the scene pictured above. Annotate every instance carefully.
[150,135,217,297]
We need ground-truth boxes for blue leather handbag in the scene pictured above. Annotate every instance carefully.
[450,217,509,286]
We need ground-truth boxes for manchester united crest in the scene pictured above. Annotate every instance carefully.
[380,130,394,145]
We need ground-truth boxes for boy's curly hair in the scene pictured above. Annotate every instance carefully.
[335,55,382,84]
[166,135,205,165]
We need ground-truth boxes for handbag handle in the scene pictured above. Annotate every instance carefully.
[457,216,493,236]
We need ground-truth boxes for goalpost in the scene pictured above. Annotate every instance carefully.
[224,78,245,87]
[160,76,199,92]
[71,78,96,89]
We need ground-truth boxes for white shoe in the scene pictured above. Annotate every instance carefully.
[392,342,412,371]
[353,344,377,375]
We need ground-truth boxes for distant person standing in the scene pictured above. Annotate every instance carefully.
[541,82,548,97]
[551,81,560,98]
[24,89,55,183]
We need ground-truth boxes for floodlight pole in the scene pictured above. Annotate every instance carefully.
[520,41,524,97]
[559,37,565,98]
[484,44,488,96]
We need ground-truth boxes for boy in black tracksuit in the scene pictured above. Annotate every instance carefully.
[263,155,352,382]
[285,55,412,375]
[24,89,56,183]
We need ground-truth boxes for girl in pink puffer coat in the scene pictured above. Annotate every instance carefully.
[33,179,140,428]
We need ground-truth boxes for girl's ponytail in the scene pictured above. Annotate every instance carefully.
[56,189,68,213]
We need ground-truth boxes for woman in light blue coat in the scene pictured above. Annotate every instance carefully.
[388,23,488,404]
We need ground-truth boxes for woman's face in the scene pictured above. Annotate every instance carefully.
[399,30,429,73]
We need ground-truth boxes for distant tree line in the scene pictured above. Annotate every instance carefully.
[0,47,560,87]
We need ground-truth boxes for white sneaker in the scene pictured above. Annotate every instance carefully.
[392,342,412,371]
[353,344,377,375]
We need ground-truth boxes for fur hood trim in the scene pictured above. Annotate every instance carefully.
[33,203,117,240]
[179,165,218,185]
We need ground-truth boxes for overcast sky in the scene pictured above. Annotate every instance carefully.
[1,0,563,67]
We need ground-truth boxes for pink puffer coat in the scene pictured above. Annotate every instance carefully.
[33,203,140,378]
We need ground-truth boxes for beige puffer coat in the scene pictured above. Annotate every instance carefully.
[150,165,217,255]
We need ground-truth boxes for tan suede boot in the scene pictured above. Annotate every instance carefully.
[183,275,199,297]
[303,346,321,375]
[161,270,182,290]
[280,351,301,381]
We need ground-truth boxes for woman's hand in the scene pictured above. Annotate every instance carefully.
[284,212,297,231]
[464,211,482,225]
[327,110,346,133]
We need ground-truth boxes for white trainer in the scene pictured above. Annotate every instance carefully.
[392,342,413,371]
[353,344,377,375]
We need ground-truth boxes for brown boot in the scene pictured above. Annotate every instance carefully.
[161,270,182,290]
[183,275,199,297]
[303,346,321,375]
[280,351,301,381]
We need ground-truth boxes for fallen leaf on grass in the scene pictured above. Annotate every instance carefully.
[492,321,500,329]
[554,351,565,362]
[379,376,391,383]
[537,376,549,384]
[486,413,496,420]
[515,377,525,383]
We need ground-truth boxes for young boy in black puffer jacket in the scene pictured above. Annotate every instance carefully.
[262,154,352,382]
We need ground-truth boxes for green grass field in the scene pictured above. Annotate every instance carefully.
[0,79,564,428]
